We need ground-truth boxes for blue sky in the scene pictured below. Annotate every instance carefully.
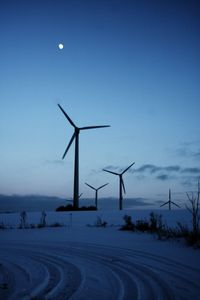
[0,0,200,206]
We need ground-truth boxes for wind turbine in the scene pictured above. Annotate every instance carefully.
[58,104,110,209]
[160,189,180,210]
[103,162,135,210]
[85,182,109,210]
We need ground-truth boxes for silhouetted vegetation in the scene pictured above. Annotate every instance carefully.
[185,181,200,245]
[120,215,135,231]
[56,204,97,211]
[16,211,64,229]
[120,209,200,248]
[19,210,28,228]
[120,212,163,233]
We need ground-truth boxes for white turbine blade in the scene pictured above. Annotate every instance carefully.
[58,104,76,128]
[122,162,135,175]
[103,169,119,176]
[62,133,75,159]
[80,125,110,130]
[85,183,96,190]
[97,183,109,190]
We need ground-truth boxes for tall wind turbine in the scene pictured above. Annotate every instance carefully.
[103,162,135,210]
[160,189,180,210]
[58,104,110,209]
[85,182,109,210]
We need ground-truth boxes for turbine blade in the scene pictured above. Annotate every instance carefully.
[62,133,75,159]
[160,201,169,207]
[122,162,135,175]
[80,125,110,130]
[169,189,171,200]
[122,178,126,194]
[79,193,83,199]
[171,201,181,208]
[85,183,96,190]
[97,183,109,190]
[58,104,76,128]
[103,169,119,176]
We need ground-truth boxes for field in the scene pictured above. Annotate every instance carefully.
[0,209,200,299]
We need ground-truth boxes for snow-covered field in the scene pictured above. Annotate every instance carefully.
[0,209,200,300]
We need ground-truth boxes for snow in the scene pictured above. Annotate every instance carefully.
[0,209,200,299]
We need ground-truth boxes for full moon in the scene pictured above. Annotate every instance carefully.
[58,43,64,50]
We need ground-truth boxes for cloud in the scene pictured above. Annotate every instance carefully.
[102,164,135,173]
[133,163,200,184]
[165,166,181,172]
[135,164,181,174]
[102,163,173,182]
[182,167,200,174]
[135,164,161,173]
[135,164,200,175]
[101,163,200,185]
[193,150,200,159]
[156,174,170,181]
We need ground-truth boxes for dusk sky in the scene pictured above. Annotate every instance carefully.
[0,0,200,206]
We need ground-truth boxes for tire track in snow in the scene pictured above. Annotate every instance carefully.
[78,243,200,300]
[0,241,199,300]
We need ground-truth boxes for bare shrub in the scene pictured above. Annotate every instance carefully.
[135,219,149,232]
[39,210,47,227]
[120,215,135,231]
[19,211,28,229]
[185,180,200,245]
[149,212,163,232]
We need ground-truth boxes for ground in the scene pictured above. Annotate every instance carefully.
[0,210,200,299]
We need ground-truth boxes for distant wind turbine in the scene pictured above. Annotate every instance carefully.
[160,189,180,210]
[103,162,135,210]
[58,104,110,209]
[85,182,109,209]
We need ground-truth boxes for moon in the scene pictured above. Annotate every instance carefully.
[58,43,64,50]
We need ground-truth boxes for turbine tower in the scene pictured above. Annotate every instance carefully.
[58,104,110,209]
[103,162,135,210]
[85,182,109,210]
[160,189,180,210]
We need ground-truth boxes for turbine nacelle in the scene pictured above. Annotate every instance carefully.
[85,182,109,209]
[85,182,109,192]
[58,104,110,159]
